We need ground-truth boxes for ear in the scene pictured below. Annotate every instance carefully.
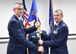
[13,8,15,12]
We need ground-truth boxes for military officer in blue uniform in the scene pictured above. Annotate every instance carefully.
[7,3,44,54]
[38,9,69,54]
[28,20,48,54]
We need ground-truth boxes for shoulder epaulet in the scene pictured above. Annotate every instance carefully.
[62,24,66,26]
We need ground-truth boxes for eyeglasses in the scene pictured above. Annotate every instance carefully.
[15,8,24,10]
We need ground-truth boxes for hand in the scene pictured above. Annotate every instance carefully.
[38,40,43,45]
[38,46,44,53]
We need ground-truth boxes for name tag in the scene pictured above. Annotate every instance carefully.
[32,36,36,38]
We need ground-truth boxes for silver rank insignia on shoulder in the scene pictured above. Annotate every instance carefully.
[53,30,58,34]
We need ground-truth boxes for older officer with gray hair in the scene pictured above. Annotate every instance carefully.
[7,3,44,54]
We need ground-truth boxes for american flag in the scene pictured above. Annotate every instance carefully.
[22,11,29,28]
[22,0,31,28]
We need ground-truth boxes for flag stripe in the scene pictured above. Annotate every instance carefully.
[22,0,30,28]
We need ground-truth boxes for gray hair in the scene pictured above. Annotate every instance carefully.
[55,9,63,17]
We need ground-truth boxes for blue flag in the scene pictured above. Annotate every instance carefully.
[49,0,54,32]
[28,0,37,22]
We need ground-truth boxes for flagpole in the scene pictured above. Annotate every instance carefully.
[36,12,42,40]
[49,0,54,54]
[28,0,43,54]
[36,12,43,54]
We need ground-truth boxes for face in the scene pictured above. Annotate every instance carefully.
[37,26,41,32]
[54,11,63,23]
[13,4,24,17]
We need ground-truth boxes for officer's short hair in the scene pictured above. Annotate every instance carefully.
[34,20,37,25]
[13,3,23,9]
[55,9,63,17]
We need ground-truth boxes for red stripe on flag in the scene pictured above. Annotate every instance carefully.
[22,11,31,28]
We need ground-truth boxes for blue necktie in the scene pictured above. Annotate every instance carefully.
[54,25,58,30]
[19,19,24,27]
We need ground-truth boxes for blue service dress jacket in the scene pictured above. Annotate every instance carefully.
[41,20,69,54]
[28,30,48,54]
[7,15,38,54]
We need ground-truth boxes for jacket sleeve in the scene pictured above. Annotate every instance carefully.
[24,26,37,34]
[41,30,50,40]
[28,33,31,41]
[9,21,38,51]
[43,26,68,47]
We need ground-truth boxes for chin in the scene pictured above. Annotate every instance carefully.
[55,21,59,23]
